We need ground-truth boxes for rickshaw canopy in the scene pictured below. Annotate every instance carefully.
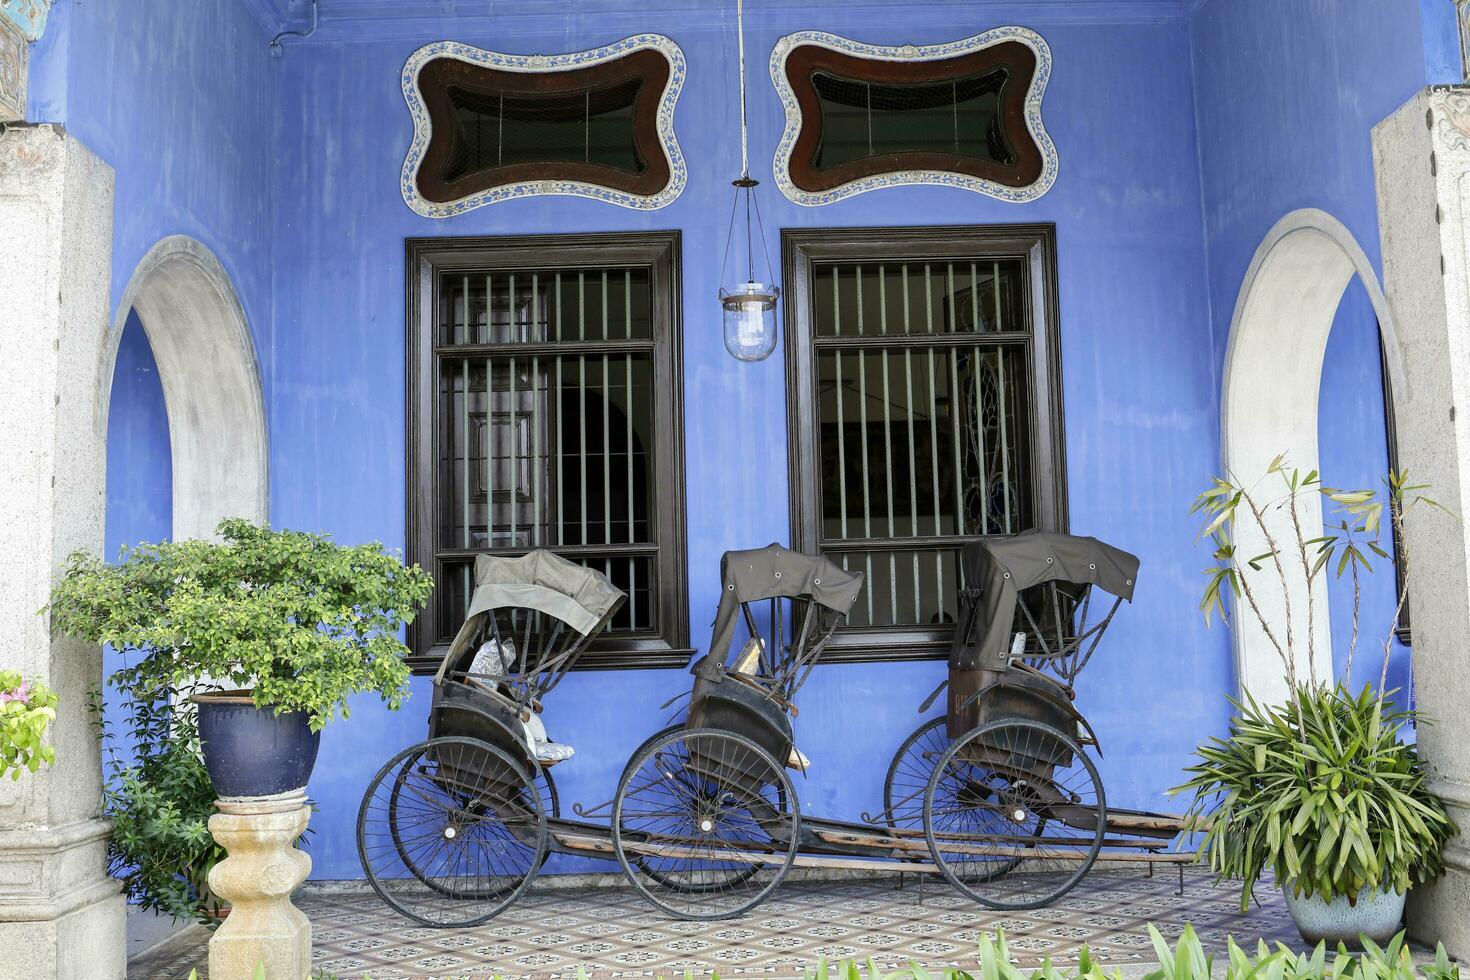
[952,530,1139,670]
[704,544,864,668]
[445,550,625,671]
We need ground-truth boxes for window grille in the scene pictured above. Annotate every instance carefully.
[407,234,688,671]
[784,227,1065,659]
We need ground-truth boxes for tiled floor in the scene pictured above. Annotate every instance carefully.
[129,868,1303,979]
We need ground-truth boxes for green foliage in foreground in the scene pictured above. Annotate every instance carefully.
[46,519,432,730]
[184,926,1461,980]
[0,670,58,779]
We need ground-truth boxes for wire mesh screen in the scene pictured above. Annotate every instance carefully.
[436,268,657,642]
[811,259,1035,630]
[810,67,1015,172]
[444,77,647,181]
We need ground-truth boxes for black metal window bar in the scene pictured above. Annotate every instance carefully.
[436,267,657,641]
[812,258,1034,630]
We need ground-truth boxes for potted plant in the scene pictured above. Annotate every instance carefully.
[0,671,58,779]
[48,519,432,798]
[1175,461,1457,944]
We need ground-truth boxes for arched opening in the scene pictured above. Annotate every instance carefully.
[100,236,268,538]
[1220,209,1405,704]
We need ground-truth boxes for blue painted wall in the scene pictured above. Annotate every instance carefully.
[1318,282,1410,699]
[268,10,1224,879]
[50,0,1448,884]
[28,0,277,356]
[102,313,174,759]
[1188,0,1437,699]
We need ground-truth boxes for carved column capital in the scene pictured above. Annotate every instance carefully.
[206,792,313,980]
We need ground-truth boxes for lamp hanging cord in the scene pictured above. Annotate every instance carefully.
[738,0,749,179]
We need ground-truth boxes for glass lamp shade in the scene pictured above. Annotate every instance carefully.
[720,281,780,361]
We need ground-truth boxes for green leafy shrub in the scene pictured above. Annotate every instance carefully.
[0,671,58,778]
[47,520,429,921]
[96,682,225,923]
[47,519,433,729]
[1173,685,1456,911]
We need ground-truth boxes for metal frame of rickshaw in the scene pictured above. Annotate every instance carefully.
[357,540,1193,929]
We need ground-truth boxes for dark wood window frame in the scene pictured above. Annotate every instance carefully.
[414,51,673,206]
[406,231,691,673]
[783,224,1067,663]
[781,42,1044,195]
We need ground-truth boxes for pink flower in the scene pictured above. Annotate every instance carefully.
[0,682,31,704]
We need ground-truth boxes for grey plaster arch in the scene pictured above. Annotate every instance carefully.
[100,235,268,540]
[1220,207,1403,704]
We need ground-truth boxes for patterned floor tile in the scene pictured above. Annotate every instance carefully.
[128,868,1306,979]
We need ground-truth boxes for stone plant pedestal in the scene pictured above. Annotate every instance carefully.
[207,791,313,980]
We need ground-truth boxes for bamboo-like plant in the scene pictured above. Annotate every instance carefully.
[1176,459,1457,910]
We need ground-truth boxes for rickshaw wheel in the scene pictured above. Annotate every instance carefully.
[620,726,775,893]
[923,719,1105,910]
[613,727,799,920]
[883,717,949,830]
[357,736,547,927]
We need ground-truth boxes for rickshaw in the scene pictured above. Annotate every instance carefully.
[357,539,1191,928]
[356,549,625,927]
[878,530,1187,909]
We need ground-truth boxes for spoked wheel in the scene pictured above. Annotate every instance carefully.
[619,726,767,893]
[924,719,1104,909]
[357,736,547,927]
[884,717,949,830]
[613,727,799,920]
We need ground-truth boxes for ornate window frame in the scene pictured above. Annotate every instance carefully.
[769,27,1058,207]
[400,35,688,217]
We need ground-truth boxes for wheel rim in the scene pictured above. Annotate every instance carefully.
[357,736,547,927]
[613,727,798,920]
[924,719,1104,909]
[617,726,757,890]
[884,717,949,830]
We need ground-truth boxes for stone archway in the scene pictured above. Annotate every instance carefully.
[1220,208,1404,705]
[102,235,269,537]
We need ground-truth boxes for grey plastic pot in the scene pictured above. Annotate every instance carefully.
[1283,884,1406,947]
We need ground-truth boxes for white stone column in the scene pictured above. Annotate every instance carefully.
[1374,87,1470,958]
[207,793,313,980]
[0,124,125,978]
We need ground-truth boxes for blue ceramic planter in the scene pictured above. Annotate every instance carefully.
[194,691,320,798]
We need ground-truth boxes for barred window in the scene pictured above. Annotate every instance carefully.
[783,226,1065,661]
[407,233,689,670]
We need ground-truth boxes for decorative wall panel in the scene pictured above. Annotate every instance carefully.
[0,19,25,122]
[400,35,686,216]
[0,0,50,42]
[770,27,1057,206]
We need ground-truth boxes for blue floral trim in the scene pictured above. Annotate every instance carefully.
[400,35,687,217]
[768,27,1058,206]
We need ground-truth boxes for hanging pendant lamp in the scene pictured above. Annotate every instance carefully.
[718,0,779,362]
